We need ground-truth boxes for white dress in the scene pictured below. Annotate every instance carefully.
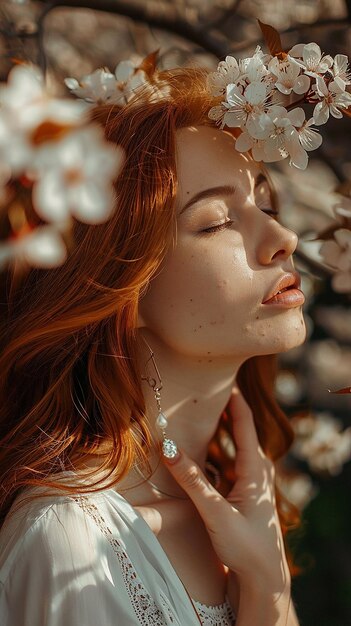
[0,476,236,626]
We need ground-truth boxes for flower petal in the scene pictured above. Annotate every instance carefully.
[313,101,330,126]
[293,74,310,94]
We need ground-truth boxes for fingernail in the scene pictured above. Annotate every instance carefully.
[162,438,180,463]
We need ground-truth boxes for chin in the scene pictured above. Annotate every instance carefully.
[273,319,307,353]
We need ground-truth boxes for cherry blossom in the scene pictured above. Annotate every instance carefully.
[240,45,272,85]
[319,228,351,293]
[235,130,265,161]
[32,126,124,224]
[223,81,268,134]
[0,64,87,175]
[0,224,68,270]
[313,76,351,125]
[288,42,333,77]
[65,59,148,106]
[64,68,118,104]
[255,106,309,169]
[1,64,86,132]
[268,56,310,95]
[206,56,242,97]
[276,471,318,511]
[207,46,271,99]
[332,54,351,91]
[291,412,351,476]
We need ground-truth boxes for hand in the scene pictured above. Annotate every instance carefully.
[162,386,291,597]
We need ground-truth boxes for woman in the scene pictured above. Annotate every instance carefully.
[0,66,305,625]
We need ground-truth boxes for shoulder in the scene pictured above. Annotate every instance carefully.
[0,492,131,583]
[0,490,142,626]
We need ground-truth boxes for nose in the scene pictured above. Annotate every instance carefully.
[257,219,299,265]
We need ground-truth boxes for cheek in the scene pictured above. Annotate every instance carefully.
[139,243,255,341]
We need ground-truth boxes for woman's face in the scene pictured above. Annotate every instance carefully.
[138,125,306,359]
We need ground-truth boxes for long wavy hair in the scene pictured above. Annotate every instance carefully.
[0,65,302,573]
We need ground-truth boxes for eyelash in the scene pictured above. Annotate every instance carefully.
[202,210,279,234]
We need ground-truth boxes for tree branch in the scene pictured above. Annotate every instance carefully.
[37,0,228,59]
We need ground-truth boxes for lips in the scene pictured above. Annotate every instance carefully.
[262,272,301,304]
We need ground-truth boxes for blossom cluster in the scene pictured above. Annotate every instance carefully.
[64,55,170,105]
[207,43,351,169]
[0,64,124,269]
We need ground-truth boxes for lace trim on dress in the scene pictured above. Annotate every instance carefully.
[72,495,174,625]
[192,598,236,626]
[71,495,235,625]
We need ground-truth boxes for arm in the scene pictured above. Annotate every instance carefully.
[226,569,300,626]
[227,570,299,626]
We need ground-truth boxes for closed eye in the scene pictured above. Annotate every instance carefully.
[202,219,234,234]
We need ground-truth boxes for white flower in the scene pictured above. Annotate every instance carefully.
[0,224,68,270]
[331,54,351,91]
[268,56,310,95]
[207,56,241,96]
[111,59,148,104]
[207,46,271,98]
[31,126,124,224]
[223,81,268,135]
[241,46,271,84]
[64,68,117,104]
[235,130,266,161]
[285,107,322,167]
[291,413,351,476]
[319,228,351,293]
[313,77,351,125]
[65,58,149,107]
[0,64,87,175]
[289,42,333,77]
[276,471,318,511]
[256,106,309,169]
[0,63,45,111]
[1,64,86,131]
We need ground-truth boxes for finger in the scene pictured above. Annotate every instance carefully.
[229,386,260,457]
[162,447,235,528]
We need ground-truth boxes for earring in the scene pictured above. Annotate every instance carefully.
[141,338,178,459]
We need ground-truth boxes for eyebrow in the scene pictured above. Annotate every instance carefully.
[178,172,268,216]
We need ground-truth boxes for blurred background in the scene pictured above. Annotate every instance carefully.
[1,1,351,624]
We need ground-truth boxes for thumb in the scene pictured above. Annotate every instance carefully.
[162,447,232,523]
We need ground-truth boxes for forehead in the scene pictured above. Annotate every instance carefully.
[174,125,263,210]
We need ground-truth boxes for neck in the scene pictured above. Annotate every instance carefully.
[128,327,244,499]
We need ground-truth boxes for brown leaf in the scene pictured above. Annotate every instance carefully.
[343,106,351,118]
[139,50,160,78]
[328,386,351,394]
[257,20,284,57]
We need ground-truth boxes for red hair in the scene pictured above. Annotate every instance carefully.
[0,66,302,573]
